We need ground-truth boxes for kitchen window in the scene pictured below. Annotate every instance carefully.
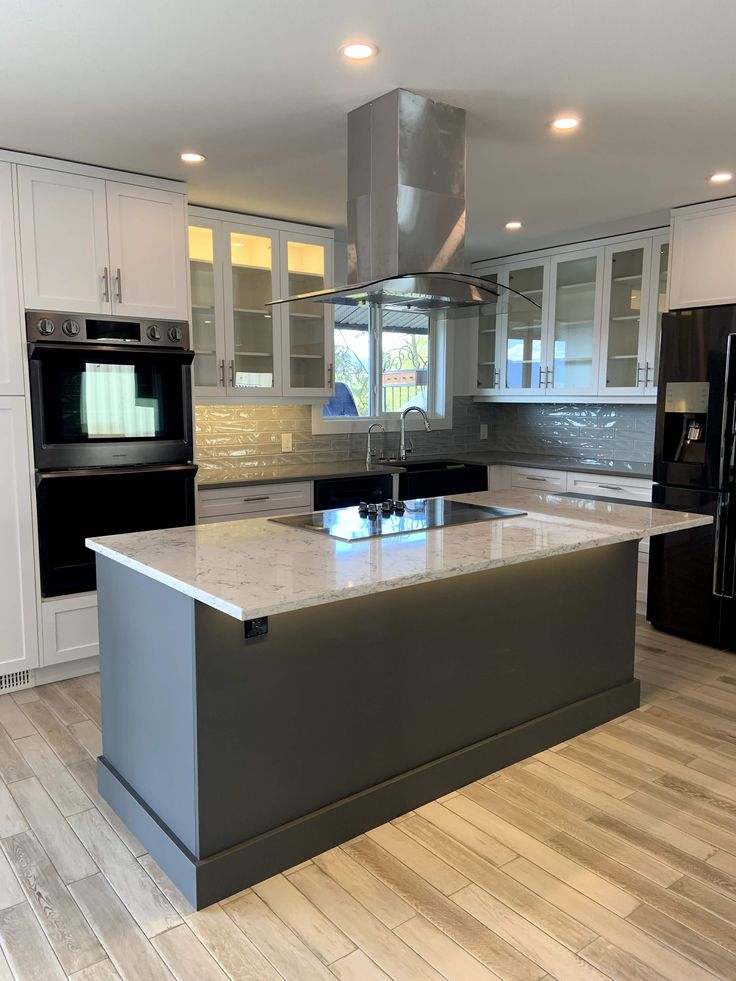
[315,306,449,432]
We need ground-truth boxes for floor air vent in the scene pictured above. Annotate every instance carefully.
[0,670,31,692]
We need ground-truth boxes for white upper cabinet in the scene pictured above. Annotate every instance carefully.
[502,260,550,396]
[599,239,653,397]
[17,166,188,320]
[225,223,282,395]
[473,270,503,393]
[473,228,668,402]
[280,231,334,398]
[189,207,334,400]
[669,199,736,309]
[17,167,109,314]
[106,182,188,320]
[0,397,39,674]
[549,248,603,397]
[0,163,25,394]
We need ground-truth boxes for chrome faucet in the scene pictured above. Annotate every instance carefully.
[399,406,431,461]
[366,422,385,465]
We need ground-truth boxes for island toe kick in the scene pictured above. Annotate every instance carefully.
[95,542,640,909]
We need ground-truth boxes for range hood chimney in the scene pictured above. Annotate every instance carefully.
[269,89,525,313]
[347,88,466,284]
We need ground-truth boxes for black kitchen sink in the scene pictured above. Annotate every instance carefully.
[396,460,488,499]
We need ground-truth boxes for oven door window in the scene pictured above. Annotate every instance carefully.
[36,348,186,444]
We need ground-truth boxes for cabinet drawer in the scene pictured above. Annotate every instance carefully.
[198,481,311,520]
[199,505,311,524]
[42,594,99,666]
[566,472,653,503]
[510,467,567,492]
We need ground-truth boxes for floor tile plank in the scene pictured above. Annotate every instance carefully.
[0,695,36,739]
[152,923,229,980]
[15,732,92,817]
[0,901,66,980]
[252,871,355,964]
[19,700,87,765]
[2,830,105,974]
[69,874,173,981]
[68,808,180,937]
[185,903,282,980]
[394,913,503,980]
[224,890,335,980]
[36,683,88,726]
[68,760,146,857]
[9,777,96,884]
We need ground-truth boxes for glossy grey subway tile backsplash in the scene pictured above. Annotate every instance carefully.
[195,398,656,479]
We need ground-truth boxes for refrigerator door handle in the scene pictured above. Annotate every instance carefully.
[717,333,736,492]
[713,492,736,599]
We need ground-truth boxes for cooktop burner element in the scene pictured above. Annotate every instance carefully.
[270,498,527,542]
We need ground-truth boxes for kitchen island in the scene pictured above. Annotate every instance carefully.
[86,490,710,908]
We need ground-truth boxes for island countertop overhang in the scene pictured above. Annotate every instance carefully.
[85,490,712,622]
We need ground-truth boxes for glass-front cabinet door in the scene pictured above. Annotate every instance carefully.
[645,234,669,394]
[224,225,281,394]
[188,221,226,396]
[503,260,549,395]
[599,239,653,396]
[279,232,334,397]
[474,270,503,392]
[549,249,603,396]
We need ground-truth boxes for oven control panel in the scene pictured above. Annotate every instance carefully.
[25,312,190,349]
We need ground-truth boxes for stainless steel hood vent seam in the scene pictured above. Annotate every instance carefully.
[270,88,537,314]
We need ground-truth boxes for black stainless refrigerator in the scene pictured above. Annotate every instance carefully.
[648,305,736,648]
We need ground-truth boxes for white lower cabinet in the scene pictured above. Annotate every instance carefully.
[0,398,39,677]
[41,594,99,666]
[510,466,568,493]
[198,480,312,523]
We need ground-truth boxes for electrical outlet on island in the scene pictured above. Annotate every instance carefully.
[480,423,488,440]
[282,432,293,452]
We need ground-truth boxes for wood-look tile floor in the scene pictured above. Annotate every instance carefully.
[0,621,735,979]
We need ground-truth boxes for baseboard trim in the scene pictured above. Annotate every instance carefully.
[34,655,100,685]
[98,678,639,908]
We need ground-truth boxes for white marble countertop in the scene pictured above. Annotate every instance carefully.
[86,490,711,622]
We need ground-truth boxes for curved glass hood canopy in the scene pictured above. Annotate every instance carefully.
[269,89,540,317]
[266,271,539,315]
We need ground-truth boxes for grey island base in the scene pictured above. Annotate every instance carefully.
[88,489,711,908]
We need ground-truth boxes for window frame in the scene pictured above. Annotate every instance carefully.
[312,306,452,434]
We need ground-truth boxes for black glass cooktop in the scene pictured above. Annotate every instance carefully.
[270,498,527,542]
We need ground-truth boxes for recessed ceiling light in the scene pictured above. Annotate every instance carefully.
[551,116,580,132]
[340,41,378,61]
[180,151,206,163]
[505,221,523,231]
[709,171,733,184]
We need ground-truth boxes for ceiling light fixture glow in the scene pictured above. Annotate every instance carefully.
[180,151,206,163]
[709,171,733,184]
[505,221,523,231]
[340,42,378,61]
[551,116,580,132]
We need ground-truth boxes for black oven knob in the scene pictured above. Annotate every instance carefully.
[37,318,55,336]
[167,325,183,343]
[62,318,80,337]
[146,324,161,341]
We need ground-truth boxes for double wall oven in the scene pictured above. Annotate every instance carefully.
[27,311,197,597]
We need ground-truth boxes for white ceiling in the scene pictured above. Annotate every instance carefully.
[3,0,736,262]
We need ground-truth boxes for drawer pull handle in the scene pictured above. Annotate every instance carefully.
[242,495,270,503]
[524,476,549,482]
[598,484,623,491]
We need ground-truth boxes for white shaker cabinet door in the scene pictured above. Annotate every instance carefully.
[17,166,110,315]
[0,163,25,394]
[0,398,39,673]
[106,182,188,321]
[669,202,736,309]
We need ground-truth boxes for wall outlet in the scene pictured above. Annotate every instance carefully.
[480,423,488,440]
[281,432,293,452]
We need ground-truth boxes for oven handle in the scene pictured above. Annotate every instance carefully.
[36,463,198,484]
[28,342,194,364]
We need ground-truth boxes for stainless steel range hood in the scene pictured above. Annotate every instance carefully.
[268,88,529,314]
